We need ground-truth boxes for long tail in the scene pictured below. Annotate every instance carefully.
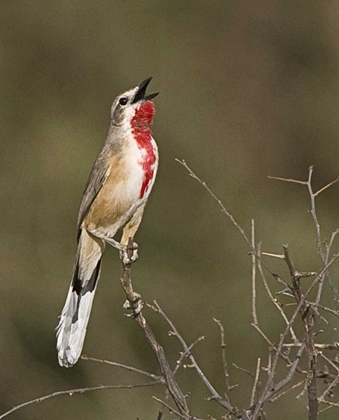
[56,230,103,367]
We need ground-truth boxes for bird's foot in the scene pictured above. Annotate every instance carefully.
[123,293,143,317]
[120,241,138,267]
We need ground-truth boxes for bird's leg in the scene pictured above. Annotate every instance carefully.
[87,228,125,251]
[87,228,138,266]
[119,204,145,267]
[121,237,142,315]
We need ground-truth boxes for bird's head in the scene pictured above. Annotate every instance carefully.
[110,77,159,129]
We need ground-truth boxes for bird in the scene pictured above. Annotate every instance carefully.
[56,77,159,367]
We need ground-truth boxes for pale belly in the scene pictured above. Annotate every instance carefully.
[83,136,158,238]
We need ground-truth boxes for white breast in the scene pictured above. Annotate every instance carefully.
[103,133,158,237]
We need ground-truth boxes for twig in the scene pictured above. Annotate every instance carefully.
[177,158,290,294]
[271,343,305,397]
[213,318,231,402]
[251,343,305,419]
[250,358,261,407]
[306,168,339,313]
[0,382,159,419]
[267,175,307,185]
[232,364,254,379]
[282,343,339,351]
[120,239,190,419]
[296,381,308,400]
[282,243,319,418]
[153,301,239,416]
[159,336,205,420]
[269,168,339,310]
[269,380,304,402]
[257,246,298,343]
[152,396,188,420]
[326,228,339,253]
[251,324,274,349]
[81,355,162,381]
[306,167,327,318]
[178,162,339,415]
[314,175,339,197]
[319,400,339,413]
[251,264,327,418]
[251,220,258,326]
[251,249,339,417]
[318,352,339,373]
[318,371,339,404]
[261,252,285,259]
[173,336,205,375]
[176,159,251,249]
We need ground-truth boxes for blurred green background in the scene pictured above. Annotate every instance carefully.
[1,1,339,418]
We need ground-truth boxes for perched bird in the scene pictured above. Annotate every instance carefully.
[56,77,159,367]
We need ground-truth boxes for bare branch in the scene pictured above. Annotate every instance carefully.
[213,318,231,402]
[153,301,238,416]
[271,343,305,397]
[267,175,308,185]
[305,301,339,318]
[173,336,205,375]
[257,247,298,343]
[296,381,308,400]
[177,158,292,293]
[282,342,339,351]
[0,382,159,420]
[251,220,258,326]
[260,252,285,259]
[176,159,252,249]
[306,167,327,315]
[81,355,162,381]
[269,167,339,311]
[314,175,339,197]
[269,380,304,403]
[251,261,330,418]
[318,353,339,374]
[251,343,306,418]
[250,358,261,407]
[318,357,339,404]
[319,400,339,413]
[177,162,339,416]
[120,240,190,418]
[251,323,274,348]
[158,335,205,420]
[232,364,254,379]
[152,396,188,420]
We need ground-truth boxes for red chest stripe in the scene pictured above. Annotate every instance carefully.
[131,101,157,199]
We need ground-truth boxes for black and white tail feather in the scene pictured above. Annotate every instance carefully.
[56,241,102,367]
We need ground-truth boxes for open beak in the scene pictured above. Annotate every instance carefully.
[132,77,159,104]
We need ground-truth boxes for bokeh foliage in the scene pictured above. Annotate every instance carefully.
[1,1,339,418]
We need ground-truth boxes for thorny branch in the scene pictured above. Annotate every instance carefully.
[120,238,190,419]
[0,383,159,420]
[269,167,339,311]
[177,160,339,419]
[214,317,232,402]
[3,163,339,420]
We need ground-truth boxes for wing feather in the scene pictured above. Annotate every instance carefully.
[76,154,110,236]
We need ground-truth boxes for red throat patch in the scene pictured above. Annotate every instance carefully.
[131,101,157,199]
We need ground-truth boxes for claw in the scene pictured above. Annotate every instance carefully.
[123,293,143,316]
[120,241,139,267]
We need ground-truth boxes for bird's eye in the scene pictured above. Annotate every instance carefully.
[119,97,128,106]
